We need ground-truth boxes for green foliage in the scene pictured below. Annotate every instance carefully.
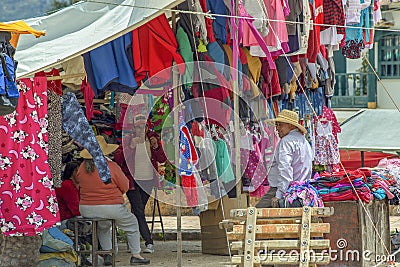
[0,0,79,22]
[1,0,54,21]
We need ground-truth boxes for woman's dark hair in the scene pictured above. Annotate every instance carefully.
[62,161,80,181]
[84,159,96,174]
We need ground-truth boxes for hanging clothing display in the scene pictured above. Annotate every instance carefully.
[61,56,86,91]
[34,68,62,96]
[132,14,185,87]
[47,90,62,188]
[240,138,268,196]
[0,77,59,236]
[61,92,111,184]
[80,78,94,121]
[313,120,340,166]
[83,32,137,96]
[214,139,235,183]
[178,124,199,207]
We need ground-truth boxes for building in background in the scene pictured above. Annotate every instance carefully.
[332,0,400,110]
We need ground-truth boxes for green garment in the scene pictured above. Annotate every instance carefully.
[176,26,194,87]
[214,139,235,183]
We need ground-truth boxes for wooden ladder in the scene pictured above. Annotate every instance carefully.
[220,206,334,267]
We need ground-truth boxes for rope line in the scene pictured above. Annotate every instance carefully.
[84,0,400,34]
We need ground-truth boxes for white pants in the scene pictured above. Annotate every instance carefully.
[80,204,141,254]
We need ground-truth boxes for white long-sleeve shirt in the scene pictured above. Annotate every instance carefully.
[268,129,313,198]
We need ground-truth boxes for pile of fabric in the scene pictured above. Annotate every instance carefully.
[310,169,397,203]
[311,170,373,203]
[282,179,324,207]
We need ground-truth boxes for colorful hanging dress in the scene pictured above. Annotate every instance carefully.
[0,78,60,236]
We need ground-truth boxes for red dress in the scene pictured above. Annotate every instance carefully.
[0,77,60,236]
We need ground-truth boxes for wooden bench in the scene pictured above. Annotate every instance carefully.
[220,206,334,267]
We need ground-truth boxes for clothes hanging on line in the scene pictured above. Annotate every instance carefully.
[61,92,111,184]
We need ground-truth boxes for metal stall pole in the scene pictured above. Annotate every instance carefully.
[361,151,365,167]
[171,10,182,267]
[233,0,243,207]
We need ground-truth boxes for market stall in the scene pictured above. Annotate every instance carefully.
[1,0,393,266]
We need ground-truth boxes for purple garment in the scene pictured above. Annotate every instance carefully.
[270,42,290,57]
[287,28,300,53]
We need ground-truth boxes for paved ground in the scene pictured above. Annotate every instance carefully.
[114,240,231,267]
[96,215,400,266]
[111,216,232,267]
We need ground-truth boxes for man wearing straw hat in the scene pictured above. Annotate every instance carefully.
[256,109,313,208]
[76,135,150,265]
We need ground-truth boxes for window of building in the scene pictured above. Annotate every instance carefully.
[379,34,400,78]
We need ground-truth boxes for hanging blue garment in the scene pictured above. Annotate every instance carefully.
[83,32,138,96]
[62,92,111,184]
[207,0,228,44]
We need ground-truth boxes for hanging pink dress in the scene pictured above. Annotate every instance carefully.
[0,77,60,236]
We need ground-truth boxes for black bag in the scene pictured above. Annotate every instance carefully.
[0,32,19,116]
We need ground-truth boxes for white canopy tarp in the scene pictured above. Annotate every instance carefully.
[338,109,400,153]
[14,0,183,78]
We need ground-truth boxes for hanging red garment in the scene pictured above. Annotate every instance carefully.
[0,77,60,236]
[132,14,185,87]
[192,53,231,128]
[34,68,62,95]
[306,3,319,63]
[198,0,216,43]
[80,78,94,121]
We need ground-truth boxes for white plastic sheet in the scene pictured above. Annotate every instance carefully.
[13,0,183,78]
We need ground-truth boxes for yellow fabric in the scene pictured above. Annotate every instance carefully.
[241,47,262,98]
[197,40,207,53]
[1,21,45,48]
[10,33,20,48]
[39,251,78,263]
[289,61,302,102]
[0,21,45,37]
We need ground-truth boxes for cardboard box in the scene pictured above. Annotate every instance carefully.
[200,194,247,255]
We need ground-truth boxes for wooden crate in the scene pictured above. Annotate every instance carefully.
[221,206,334,267]
[323,200,391,267]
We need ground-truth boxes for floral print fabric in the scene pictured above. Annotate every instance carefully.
[0,78,60,236]
[314,121,340,165]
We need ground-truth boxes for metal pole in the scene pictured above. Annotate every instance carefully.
[233,0,242,207]
[361,151,365,167]
[171,10,182,267]
[367,48,377,109]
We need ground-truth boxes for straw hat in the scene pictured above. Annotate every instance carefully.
[80,135,119,159]
[273,109,307,135]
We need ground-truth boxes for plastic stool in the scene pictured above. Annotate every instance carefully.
[70,217,116,267]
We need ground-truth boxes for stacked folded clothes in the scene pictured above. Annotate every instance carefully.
[310,169,397,203]
[311,170,373,203]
